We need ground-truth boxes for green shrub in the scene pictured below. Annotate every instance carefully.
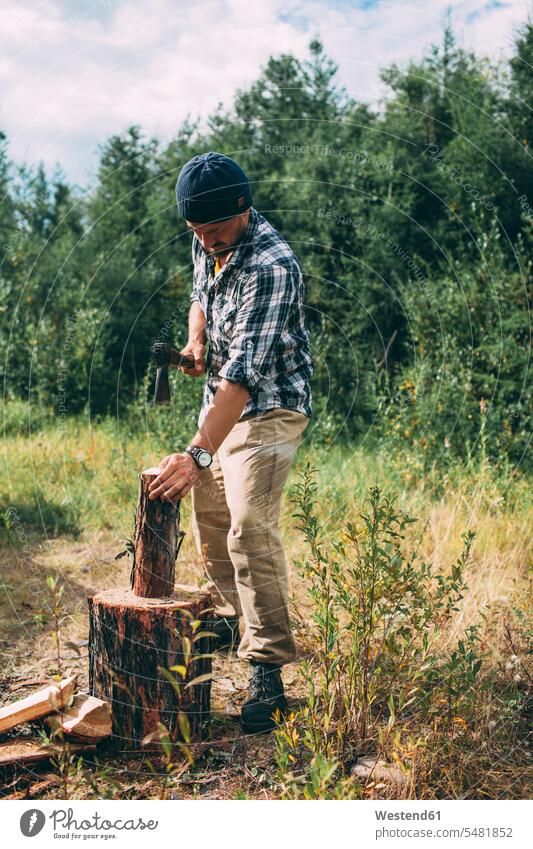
[275,466,485,796]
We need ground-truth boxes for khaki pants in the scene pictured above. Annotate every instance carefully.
[191,408,309,666]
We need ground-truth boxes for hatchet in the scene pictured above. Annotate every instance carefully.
[150,343,196,405]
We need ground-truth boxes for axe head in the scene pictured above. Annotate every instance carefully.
[151,343,172,405]
[150,342,196,405]
[154,365,171,405]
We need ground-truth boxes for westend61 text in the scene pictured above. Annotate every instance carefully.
[375,810,441,820]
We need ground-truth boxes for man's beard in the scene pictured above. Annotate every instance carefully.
[208,243,236,257]
[207,229,246,257]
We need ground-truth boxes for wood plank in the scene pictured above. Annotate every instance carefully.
[0,676,77,734]
[0,739,95,767]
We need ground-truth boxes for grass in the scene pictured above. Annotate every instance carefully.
[0,405,530,800]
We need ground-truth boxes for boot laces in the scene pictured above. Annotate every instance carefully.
[249,665,279,701]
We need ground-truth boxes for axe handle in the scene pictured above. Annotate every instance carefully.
[168,350,195,370]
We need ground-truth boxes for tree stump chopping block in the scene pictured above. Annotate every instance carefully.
[88,586,212,748]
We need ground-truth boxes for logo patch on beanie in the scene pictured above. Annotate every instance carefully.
[238,195,245,207]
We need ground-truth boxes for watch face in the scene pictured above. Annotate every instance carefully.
[197,450,211,468]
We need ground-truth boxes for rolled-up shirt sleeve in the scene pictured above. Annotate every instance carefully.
[190,245,201,303]
[218,264,294,394]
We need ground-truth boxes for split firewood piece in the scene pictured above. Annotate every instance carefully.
[0,676,77,734]
[49,694,112,740]
[132,467,181,598]
[0,738,95,768]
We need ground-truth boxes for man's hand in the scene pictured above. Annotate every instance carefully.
[179,341,206,377]
[148,452,199,502]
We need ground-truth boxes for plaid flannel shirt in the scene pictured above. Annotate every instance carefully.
[190,207,313,425]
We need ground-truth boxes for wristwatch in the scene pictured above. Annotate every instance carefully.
[185,445,213,469]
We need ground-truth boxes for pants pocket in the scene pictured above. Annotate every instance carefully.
[257,409,309,447]
[221,417,263,456]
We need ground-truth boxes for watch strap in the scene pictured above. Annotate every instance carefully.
[185,445,213,467]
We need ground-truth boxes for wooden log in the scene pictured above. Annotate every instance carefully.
[0,739,95,768]
[132,467,183,598]
[48,694,112,740]
[6,776,61,799]
[0,676,77,734]
[88,586,212,749]
[8,678,50,693]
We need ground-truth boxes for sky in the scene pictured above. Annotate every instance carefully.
[1,0,530,186]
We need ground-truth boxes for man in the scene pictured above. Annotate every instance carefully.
[148,152,313,734]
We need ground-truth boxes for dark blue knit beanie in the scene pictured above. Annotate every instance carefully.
[175,152,253,223]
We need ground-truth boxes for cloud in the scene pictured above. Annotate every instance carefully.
[0,0,528,184]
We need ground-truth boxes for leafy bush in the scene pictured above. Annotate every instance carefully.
[275,466,485,797]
